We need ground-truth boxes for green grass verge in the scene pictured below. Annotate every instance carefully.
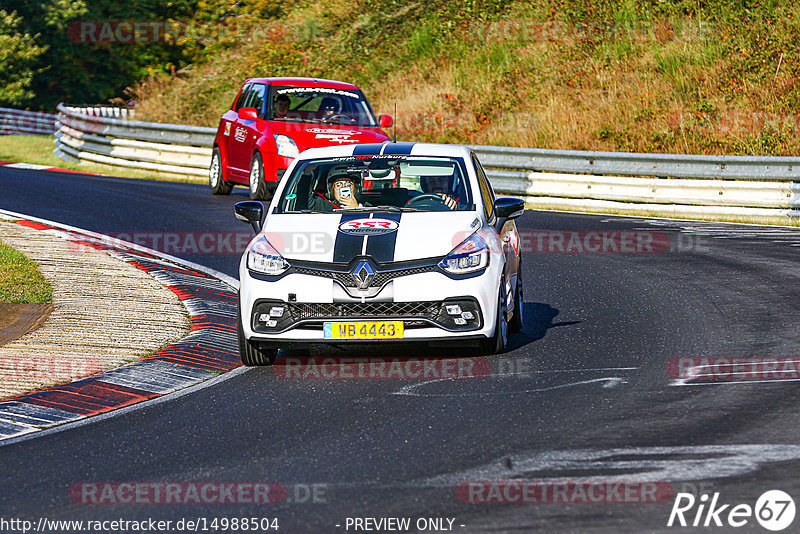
[0,134,204,184]
[0,241,53,304]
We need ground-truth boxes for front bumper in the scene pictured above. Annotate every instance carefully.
[239,263,501,345]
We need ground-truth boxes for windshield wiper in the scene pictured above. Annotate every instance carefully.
[334,205,423,212]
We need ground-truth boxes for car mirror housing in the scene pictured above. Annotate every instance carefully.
[238,107,258,121]
[379,115,393,128]
[235,201,264,234]
[495,197,525,220]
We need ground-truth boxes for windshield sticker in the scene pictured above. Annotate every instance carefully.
[307,128,360,135]
[276,87,359,99]
[331,155,409,162]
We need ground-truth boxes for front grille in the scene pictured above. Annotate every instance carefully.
[371,266,437,287]
[252,298,482,334]
[288,301,441,320]
[293,264,437,289]
[294,267,336,279]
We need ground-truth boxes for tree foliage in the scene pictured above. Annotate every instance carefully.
[0,0,204,109]
[0,0,297,109]
[0,10,47,106]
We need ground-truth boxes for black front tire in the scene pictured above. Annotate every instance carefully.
[509,273,524,333]
[209,147,233,195]
[237,314,277,366]
[481,286,508,355]
[248,152,272,200]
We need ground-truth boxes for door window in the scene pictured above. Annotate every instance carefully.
[245,84,267,118]
[472,153,496,223]
[234,83,252,112]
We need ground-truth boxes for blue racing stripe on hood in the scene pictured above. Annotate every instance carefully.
[364,212,402,263]
[380,142,416,155]
[334,212,365,263]
[352,143,387,156]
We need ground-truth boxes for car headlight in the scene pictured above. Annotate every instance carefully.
[439,232,490,274]
[247,236,290,275]
[274,135,299,158]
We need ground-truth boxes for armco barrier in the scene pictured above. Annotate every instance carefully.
[472,147,800,216]
[54,104,215,179]
[0,107,57,136]
[468,144,800,181]
[50,104,799,216]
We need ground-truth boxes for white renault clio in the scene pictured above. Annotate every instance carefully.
[234,142,525,365]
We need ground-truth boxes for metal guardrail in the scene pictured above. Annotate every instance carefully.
[0,107,57,136]
[470,146,800,216]
[64,106,136,119]
[468,144,800,181]
[483,169,800,215]
[49,103,799,216]
[54,104,215,178]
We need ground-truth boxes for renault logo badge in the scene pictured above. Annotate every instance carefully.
[351,261,375,290]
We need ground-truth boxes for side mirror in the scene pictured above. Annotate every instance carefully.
[235,201,264,234]
[495,197,525,220]
[238,107,258,121]
[379,114,393,128]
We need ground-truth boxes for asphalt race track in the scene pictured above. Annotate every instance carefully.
[2,166,800,532]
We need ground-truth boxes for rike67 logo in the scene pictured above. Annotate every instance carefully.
[668,490,795,531]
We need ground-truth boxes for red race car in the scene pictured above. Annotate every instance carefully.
[209,77,393,199]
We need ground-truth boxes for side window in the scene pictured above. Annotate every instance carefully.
[234,83,252,112]
[472,153,495,222]
[247,84,267,117]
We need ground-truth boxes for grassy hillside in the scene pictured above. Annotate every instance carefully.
[133,0,800,155]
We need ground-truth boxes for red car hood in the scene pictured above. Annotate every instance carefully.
[269,122,389,151]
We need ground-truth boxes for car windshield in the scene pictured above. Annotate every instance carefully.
[276,155,475,213]
[268,86,378,126]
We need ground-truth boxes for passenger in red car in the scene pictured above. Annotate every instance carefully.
[273,94,290,119]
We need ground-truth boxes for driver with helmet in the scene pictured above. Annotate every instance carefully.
[308,169,361,212]
[319,97,341,120]
[418,174,461,210]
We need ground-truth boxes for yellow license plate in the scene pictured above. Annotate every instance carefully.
[324,321,404,340]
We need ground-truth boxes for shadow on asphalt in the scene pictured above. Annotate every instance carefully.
[506,302,580,351]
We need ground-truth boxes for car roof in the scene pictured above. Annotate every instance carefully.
[244,77,360,90]
[298,143,472,160]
